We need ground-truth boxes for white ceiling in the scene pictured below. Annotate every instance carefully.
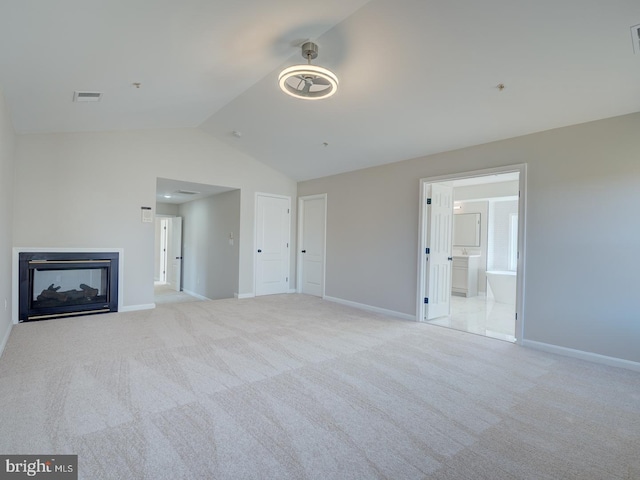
[2,0,639,181]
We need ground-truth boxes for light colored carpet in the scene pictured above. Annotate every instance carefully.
[153,284,201,305]
[0,294,638,479]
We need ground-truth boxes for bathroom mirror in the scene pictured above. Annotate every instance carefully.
[453,213,481,247]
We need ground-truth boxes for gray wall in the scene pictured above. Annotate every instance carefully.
[0,89,15,351]
[179,190,240,299]
[298,112,640,363]
[13,129,297,309]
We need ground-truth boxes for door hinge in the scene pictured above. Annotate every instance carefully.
[425,248,430,254]
[286,277,288,282]
[287,208,290,214]
[515,313,518,320]
[426,198,432,205]
[286,243,289,248]
[424,297,429,304]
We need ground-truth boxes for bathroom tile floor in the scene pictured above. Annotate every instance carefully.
[428,294,516,342]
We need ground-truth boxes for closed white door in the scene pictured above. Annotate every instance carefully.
[299,195,326,297]
[255,194,291,296]
[425,184,453,320]
[167,216,183,292]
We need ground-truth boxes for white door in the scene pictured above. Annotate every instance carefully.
[255,194,291,296]
[299,195,326,297]
[167,216,183,292]
[425,183,453,320]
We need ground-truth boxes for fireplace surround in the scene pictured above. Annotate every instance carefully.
[18,251,119,322]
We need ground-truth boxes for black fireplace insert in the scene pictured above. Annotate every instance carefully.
[19,252,119,322]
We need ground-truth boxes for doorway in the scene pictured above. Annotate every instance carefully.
[417,165,526,343]
[158,216,182,292]
[155,178,240,304]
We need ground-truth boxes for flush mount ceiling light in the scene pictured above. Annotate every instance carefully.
[278,42,338,100]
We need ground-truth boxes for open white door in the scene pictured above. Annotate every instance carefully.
[424,183,453,320]
[255,194,291,296]
[298,194,326,297]
[166,216,183,292]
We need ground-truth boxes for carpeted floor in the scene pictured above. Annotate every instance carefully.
[0,294,638,479]
[153,283,202,305]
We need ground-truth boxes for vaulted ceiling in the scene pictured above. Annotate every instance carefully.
[1,0,639,180]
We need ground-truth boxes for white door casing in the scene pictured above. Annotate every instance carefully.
[167,216,183,292]
[425,183,453,320]
[298,194,326,297]
[159,218,169,283]
[416,164,527,343]
[255,194,291,296]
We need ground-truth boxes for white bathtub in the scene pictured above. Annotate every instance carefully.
[486,270,516,304]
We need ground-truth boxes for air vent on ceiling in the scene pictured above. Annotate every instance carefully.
[73,91,103,102]
[632,24,640,55]
[176,190,200,195]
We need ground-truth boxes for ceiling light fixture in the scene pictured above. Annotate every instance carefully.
[278,42,338,100]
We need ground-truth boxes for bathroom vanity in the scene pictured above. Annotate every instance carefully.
[451,255,480,297]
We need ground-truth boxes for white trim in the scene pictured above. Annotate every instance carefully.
[182,290,211,301]
[120,303,155,312]
[297,193,327,296]
[522,340,640,372]
[12,247,125,324]
[254,192,292,297]
[324,295,415,321]
[235,293,255,299]
[0,322,12,358]
[417,164,527,346]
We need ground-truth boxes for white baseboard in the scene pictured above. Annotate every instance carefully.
[323,296,415,321]
[522,339,640,372]
[183,290,211,301]
[0,322,12,359]
[234,293,255,299]
[119,303,156,313]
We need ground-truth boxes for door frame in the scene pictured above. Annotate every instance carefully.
[254,192,292,296]
[417,164,527,344]
[297,194,327,296]
[159,217,169,283]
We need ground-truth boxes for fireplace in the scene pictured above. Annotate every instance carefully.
[18,252,119,322]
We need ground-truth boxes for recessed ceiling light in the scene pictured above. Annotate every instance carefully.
[163,195,171,198]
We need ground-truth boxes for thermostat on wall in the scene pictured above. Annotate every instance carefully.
[141,206,153,223]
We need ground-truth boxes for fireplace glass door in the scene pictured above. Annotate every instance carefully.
[32,264,109,309]
[19,252,119,321]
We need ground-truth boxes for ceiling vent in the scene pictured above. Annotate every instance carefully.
[73,91,103,102]
[176,190,200,195]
